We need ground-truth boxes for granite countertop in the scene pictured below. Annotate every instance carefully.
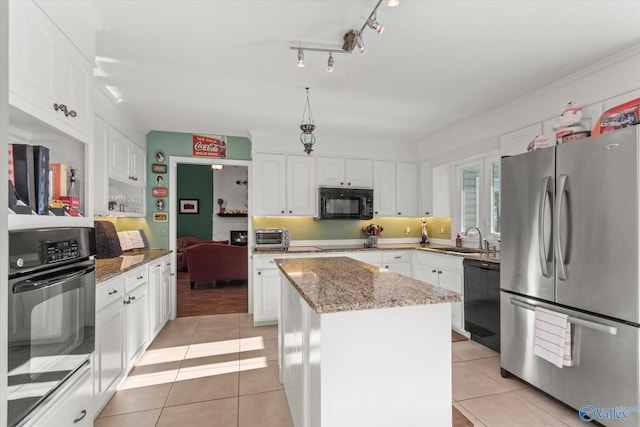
[276,256,462,314]
[96,249,171,284]
[255,242,501,263]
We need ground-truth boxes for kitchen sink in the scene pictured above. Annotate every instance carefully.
[437,247,484,254]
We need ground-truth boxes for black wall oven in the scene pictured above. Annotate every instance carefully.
[7,227,96,427]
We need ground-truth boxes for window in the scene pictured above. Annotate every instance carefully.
[454,152,500,239]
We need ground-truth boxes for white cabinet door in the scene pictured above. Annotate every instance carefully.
[253,153,287,215]
[162,256,172,322]
[345,159,373,188]
[253,268,282,325]
[317,157,345,187]
[148,262,164,338]
[9,0,61,124]
[60,39,92,138]
[108,127,132,183]
[95,297,125,413]
[413,262,439,285]
[130,144,146,187]
[125,283,149,368]
[385,262,412,276]
[286,155,316,216]
[396,162,418,216]
[438,269,463,331]
[419,161,433,216]
[373,160,396,216]
[93,116,110,214]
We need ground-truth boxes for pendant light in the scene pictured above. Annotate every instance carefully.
[299,87,316,155]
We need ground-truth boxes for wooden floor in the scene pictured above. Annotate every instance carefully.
[176,271,248,317]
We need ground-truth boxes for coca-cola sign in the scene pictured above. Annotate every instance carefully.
[192,135,226,158]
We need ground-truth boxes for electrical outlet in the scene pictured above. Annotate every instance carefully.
[440,226,445,233]
[405,226,410,235]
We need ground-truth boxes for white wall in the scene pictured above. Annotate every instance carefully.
[212,165,249,241]
[420,45,640,166]
[249,129,419,161]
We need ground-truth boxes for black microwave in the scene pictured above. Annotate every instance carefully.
[319,187,374,220]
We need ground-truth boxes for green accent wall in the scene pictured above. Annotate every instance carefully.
[176,164,214,240]
[252,216,452,240]
[145,131,251,248]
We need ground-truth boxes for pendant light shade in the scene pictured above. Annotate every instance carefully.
[299,87,316,155]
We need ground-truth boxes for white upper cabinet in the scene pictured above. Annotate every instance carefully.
[317,157,373,188]
[253,153,316,216]
[373,160,396,216]
[395,162,418,217]
[373,161,418,217]
[93,116,110,213]
[108,127,145,187]
[9,0,93,142]
[432,164,451,217]
[419,161,433,216]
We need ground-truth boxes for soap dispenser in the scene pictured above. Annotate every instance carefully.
[455,232,462,247]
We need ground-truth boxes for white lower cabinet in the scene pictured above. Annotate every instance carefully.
[162,255,172,322]
[124,268,149,368]
[94,276,125,414]
[382,250,412,276]
[412,251,464,331]
[148,260,164,337]
[26,363,93,427]
[254,267,282,325]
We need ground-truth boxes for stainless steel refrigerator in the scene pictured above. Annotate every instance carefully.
[500,125,640,423]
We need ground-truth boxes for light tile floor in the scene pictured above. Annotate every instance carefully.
[96,314,585,427]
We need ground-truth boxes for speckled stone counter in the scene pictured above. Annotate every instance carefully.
[276,256,461,314]
[255,242,501,263]
[96,249,171,283]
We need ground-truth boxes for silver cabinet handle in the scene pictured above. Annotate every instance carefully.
[73,409,87,423]
[509,297,617,335]
[538,176,553,278]
[136,275,144,280]
[108,290,118,295]
[394,256,401,259]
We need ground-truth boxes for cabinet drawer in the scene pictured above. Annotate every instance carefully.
[125,266,148,293]
[96,277,124,312]
[253,256,279,270]
[382,250,412,263]
[413,251,463,273]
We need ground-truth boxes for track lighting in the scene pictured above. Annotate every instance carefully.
[366,12,384,34]
[290,0,397,69]
[327,52,335,72]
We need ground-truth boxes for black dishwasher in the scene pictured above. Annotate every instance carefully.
[463,258,500,352]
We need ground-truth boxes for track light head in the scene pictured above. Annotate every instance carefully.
[367,17,384,34]
[296,48,305,67]
[326,52,335,72]
[355,31,366,54]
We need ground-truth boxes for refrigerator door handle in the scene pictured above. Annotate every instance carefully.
[509,297,618,336]
[538,176,553,278]
[555,174,571,281]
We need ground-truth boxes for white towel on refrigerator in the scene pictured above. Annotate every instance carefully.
[533,306,572,368]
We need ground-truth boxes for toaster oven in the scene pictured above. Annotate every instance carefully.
[254,228,290,250]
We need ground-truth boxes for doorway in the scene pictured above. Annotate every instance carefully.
[168,156,252,319]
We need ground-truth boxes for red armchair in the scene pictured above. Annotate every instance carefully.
[176,237,228,271]
[184,242,248,289]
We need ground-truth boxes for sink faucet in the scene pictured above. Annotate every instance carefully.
[465,226,483,250]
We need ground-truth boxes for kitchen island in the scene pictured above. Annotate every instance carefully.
[276,256,461,427]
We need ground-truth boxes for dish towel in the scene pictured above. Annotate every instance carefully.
[533,307,572,368]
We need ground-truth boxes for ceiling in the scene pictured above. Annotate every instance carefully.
[90,0,640,148]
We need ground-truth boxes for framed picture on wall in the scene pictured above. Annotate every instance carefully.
[179,199,199,214]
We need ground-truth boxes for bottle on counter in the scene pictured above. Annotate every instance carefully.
[455,232,462,247]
